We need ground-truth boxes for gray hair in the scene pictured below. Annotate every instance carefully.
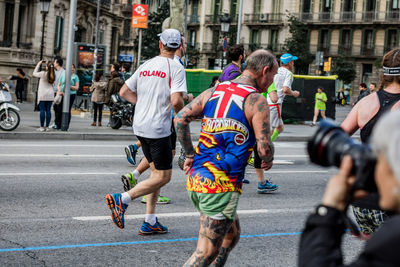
[244,49,277,75]
[371,110,400,182]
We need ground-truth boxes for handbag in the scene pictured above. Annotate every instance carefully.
[54,93,63,105]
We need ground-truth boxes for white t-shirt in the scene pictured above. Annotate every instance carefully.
[267,67,293,104]
[125,56,187,138]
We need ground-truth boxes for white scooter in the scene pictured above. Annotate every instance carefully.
[0,82,20,131]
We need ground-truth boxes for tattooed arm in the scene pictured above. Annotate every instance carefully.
[175,88,214,173]
[244,93,274,169]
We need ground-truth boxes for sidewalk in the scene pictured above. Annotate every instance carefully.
[0,102,356,141]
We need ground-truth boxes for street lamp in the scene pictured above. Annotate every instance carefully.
[34,0,51,111]
[220,13,231,69]
[39,0,51,60]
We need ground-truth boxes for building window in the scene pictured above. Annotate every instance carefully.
[341,0,354,20]
[318,29,330,54]
[269,29,279,52]
[362,29,374,55]
[99,30,104,44]
[1,3,14,47]
[189,30,196,48]
[249,29,260,51]
[190,0,199,23]
[319,0,331,21]
[301,0,312,21]
[363,0,376,20]
[253,0,261,14]
[386,29,398,52]
[230,0,238,21]
[339,29,352,55]
[213,0,221,23]
[54,16,64,55]
[388,0,400,20]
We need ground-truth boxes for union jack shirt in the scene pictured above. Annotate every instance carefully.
[187,81,257,194]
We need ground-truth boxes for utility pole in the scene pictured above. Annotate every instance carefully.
[236,0,243,44]
[92,0,101,82]
[61,0,77,131]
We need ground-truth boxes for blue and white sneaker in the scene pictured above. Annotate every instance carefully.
[257,179,278,194]
[105,193,128,229]
[125,144,138,165]
[139,218,168,235]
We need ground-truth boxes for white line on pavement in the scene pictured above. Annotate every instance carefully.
[74,208,312,221]
[0,172,118,176]
[0,170,327,176]
[0,154,306,159]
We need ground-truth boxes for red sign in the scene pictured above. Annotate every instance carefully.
[132,4,148,29]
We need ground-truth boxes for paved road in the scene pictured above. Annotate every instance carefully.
[0,140,364,266]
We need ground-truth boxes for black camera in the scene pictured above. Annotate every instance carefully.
[307,119,377,193]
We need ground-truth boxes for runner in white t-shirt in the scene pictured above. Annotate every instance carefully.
[105,29,186,235]
[267,53,300,142]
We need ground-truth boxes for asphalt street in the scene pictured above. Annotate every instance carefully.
[0,139,365,266]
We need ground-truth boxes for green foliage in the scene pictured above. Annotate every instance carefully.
[331,57,356,84]
[134,1,170,60]
[283,15,313,74]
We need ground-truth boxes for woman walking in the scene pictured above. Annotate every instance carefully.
[9,68,26,103]
[312,86,327,126]
[90,73,107,126]
[33,61,55,131]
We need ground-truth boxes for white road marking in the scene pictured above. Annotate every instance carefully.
[0,172,118,176]
[0,170,327,176]
[73,208,312,221]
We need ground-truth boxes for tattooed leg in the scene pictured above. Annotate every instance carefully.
[183,214,233,267]
[211,216,241,267]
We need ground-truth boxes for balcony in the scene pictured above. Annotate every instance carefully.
[266,43,284,53]
[0,40,12,48]
[87,0,110,7]
[205,15,220,25]
[297,11,400,24]
[338,45,352,56]
[188,15,200,25]
[243,13,283,24]
[202,43,217,53]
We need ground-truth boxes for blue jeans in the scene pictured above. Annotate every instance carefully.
[39,101,52,127]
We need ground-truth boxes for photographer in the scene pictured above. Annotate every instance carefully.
[341,48,400,235]
[299,110,400,267]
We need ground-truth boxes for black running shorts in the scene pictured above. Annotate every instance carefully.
[137,135,173,170]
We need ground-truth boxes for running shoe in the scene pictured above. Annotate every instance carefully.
[105,193,128,229]
[247,157,255,167]
[257,179,278,194]
[121,172,138,192]
[124,144,138,166]
[139,218,168,235]
[243,179,250,184]
[141,195,171,204]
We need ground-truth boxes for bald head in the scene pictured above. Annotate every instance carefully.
[244,49,277,75]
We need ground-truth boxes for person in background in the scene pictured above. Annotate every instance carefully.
[51,57,65,129]
[369,82,378,93]
[105,63,124,106]
[121,63,132,82]
[33,61,55,132]
[90,73,107,127]
[219,44,245,82]
[337,88,345,106]
[9,68,26,103]
[353,82,369,106]
[344,88,350,104]
[312,86,328,126]
[55,64,79,129]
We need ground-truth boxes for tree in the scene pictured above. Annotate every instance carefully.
[283,15,313,74]
[134,1,170,61]
[331,57,356,84]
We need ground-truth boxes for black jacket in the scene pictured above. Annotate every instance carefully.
[299,205,400,267]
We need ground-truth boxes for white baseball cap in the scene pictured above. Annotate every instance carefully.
[158,29,181,49]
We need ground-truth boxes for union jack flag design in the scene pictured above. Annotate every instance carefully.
[187,81,257,194]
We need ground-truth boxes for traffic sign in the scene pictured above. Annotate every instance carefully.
[132,4,148,29]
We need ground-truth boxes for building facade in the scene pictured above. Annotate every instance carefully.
[186,0,400,94]
[0,0,130,102]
